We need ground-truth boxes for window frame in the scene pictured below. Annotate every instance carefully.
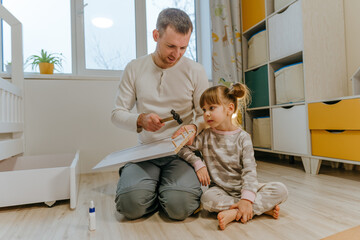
[0,19,4,71]
[1,0,211,79]
[72,0,147,77]
[72,0,210,78]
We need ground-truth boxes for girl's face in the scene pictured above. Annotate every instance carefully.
[202,102,234,131]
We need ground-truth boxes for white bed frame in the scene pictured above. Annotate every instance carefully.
[0,5,80,209]
[0,4,24,160]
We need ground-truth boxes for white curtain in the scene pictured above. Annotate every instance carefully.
[210,0,242,87]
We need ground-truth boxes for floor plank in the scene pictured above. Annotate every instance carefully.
[1,157,360,240]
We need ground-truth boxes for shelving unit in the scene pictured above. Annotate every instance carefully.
[241,0,352,174]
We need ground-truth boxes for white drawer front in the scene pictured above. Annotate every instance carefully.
[269,0,303,60]
[0,152,79,208]
[272,105,308,154]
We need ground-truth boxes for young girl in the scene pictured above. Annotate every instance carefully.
[178,83,288,230]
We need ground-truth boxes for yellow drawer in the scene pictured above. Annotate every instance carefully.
[308,98,360,130]
[311,130,360,161]
[242,0,265,32]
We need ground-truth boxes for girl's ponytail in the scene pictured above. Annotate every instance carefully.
[228,83,251,126]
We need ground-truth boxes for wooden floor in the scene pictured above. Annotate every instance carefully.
[1,157,360,240]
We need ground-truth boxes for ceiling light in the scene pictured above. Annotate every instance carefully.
[92,17,113,28]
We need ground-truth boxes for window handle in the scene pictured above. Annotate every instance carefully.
[78,3,88,15]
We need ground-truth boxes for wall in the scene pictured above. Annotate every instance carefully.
[344,0,360,93]
[21,0,360,174]
[24,79,137,173]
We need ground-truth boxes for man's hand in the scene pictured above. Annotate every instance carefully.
[172,124,197,145]
[196,167,210,186]
[137,113,165,132]
[230,199,253,223]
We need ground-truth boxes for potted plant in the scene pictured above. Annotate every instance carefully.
[26,49,63,74]
[5,61,11,74]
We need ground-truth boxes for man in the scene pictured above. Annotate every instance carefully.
[111,8,209,220]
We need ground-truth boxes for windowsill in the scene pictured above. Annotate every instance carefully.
[1,72,213,83]
[0,72,121,81]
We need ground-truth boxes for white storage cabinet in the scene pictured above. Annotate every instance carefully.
[0,151,80,208]
[242,0,348,174]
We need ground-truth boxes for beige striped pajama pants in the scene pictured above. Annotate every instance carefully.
[201,182,288,215]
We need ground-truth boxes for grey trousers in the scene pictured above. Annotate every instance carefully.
[201,182,288,215]
[115,155,202,220]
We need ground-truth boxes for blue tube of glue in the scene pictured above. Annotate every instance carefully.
[89,200,96,231]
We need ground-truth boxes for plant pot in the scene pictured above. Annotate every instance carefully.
[39,62,54,74]
[5,64,12,74]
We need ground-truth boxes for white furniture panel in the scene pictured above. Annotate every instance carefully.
[272,105,308,154]
[0,5,24,162]
[0,77,24,161]
[0,139,23,161]
[94,130,195,170]
[268,0,303,60]
[0,151,80,209]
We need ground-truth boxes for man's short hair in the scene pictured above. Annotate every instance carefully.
[156,8,193,36]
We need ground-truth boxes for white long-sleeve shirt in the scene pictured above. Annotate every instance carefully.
[111,54,209,144]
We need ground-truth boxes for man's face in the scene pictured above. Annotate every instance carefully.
[153,26,191,69]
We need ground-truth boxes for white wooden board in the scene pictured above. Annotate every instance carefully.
[93,130,195,170]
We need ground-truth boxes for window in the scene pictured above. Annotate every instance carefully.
[146,0,197,61]
[2,0,72,73]
[83,0,136,70]
[1,0,211,79]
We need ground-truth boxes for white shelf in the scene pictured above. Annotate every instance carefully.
[245,62,268,73]
[243,20,266,38]
[242,0,349,174]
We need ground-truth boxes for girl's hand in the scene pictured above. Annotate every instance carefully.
[172,124,197,145]
[230,200,253,223]
[196,167,210,186]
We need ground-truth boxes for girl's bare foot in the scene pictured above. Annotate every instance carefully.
[264,205,280,219]
[217,209,238,230]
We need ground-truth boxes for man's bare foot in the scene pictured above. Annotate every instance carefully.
[217,209,238,230]
[264,205,280,219]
